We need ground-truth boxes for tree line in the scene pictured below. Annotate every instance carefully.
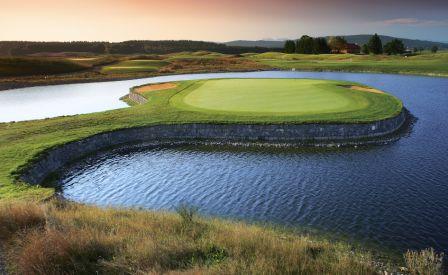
[0,41,277,56]
[284,34,439,55]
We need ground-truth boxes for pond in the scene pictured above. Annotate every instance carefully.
[5,71,448,254]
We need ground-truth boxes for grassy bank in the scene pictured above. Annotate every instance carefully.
[0,200,444,274]
[247,52,448,77]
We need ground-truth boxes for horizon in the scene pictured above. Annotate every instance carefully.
[0,34,446,44]
[1,0,447,43]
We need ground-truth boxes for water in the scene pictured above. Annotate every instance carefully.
[5,71,448,254]
[0,70,443,122]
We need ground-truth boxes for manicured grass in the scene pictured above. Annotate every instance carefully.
[2,200,443,274]
[101,59,169,73]
[0,78,402,200]
[165,51,228,60]
[171,79,402,121]
[248,52,448,77]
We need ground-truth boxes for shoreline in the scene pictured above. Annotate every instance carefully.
[20,110,407,186]
[1,67,447,93]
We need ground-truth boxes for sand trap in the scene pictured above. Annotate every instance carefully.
[69,58,97,61]
[341,85,384,94]
[135,83,178,94]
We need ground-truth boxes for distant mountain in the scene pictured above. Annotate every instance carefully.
[338,35,448,49]
[226,35,448,50]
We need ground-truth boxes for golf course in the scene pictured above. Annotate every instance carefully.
[4,72,448,275]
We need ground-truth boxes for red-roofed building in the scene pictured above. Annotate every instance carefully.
[340,43,361,54]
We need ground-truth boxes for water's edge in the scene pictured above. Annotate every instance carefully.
[21,111,406,185]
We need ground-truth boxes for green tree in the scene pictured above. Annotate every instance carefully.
[431,46,438,53]
[413,47,419,53]
[284,40,296,54]
[313,38,330,54]
[419,47,424,53]
[368,33,383,54]
[361,44,369,54]
[328,36,347,53]
[383,39,405,55]
[296,35,314,54]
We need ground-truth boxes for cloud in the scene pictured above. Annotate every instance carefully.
[381,18,448,26]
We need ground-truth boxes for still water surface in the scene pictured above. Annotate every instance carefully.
[4,71,448,254]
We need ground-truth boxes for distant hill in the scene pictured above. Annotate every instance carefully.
[0,40,274,56]
[226,35,448,50]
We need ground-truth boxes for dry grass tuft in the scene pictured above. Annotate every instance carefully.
[0,201,45,240]
[0,200,443,274]
[404,248,444,275]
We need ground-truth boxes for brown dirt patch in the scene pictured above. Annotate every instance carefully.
[158,57,269,74]
[341,85,384,94]
[134,83,177,94]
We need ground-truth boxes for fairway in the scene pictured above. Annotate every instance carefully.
[101,59,169,73]
[171,79,402,120]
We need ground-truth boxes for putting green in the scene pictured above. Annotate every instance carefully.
[170,79,402,120]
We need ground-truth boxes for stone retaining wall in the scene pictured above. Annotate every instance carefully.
[127,90,148,104]
[21,111,406,185]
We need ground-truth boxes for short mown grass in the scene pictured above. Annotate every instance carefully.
[171,79,402,120]
[101,59,169,73]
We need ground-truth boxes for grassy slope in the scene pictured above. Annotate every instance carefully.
[248,52,448,77]
[172,79,402,118]
[0,57,89,77]
[1,201,443,274]
[0,201,382,274]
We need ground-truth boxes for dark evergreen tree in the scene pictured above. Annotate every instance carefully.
[383,39,405,55]
[284,40,296,53]
[361,44,369,54]
[296,35,314,54]
[431,46,438,53]
[368,33,383,54]
[313,38,330,54]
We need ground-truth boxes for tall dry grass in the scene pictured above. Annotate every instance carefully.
[404,248,444,275]
[0,200,444,274]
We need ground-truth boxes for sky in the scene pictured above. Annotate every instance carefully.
[0,0,447,42]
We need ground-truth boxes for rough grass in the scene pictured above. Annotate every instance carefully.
[0,200,380,274]
[249,52,448,77]
[404,248,445,275]
[0,79,402,199]
[0,57,89,77]
[1,201,444,274]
